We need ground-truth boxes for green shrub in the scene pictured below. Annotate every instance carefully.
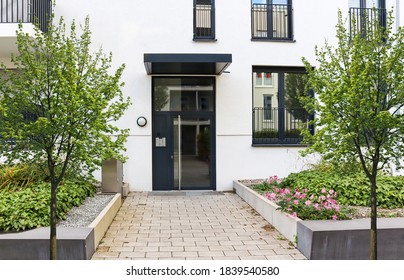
[0,164,44,191]
[0,179,96,231]
[280,170,404,209]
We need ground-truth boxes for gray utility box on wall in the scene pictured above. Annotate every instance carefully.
[102,159,123,194]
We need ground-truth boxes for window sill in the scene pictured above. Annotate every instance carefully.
[193,38,217,42]
[252,138,307,147]
[251,38,296,43]
[252,143,308,147]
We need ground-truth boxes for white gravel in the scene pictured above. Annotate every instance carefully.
[58,194,114,228]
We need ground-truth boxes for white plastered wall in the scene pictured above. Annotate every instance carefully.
[51,0,400,191]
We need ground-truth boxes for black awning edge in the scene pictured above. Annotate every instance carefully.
[144,53,232,75]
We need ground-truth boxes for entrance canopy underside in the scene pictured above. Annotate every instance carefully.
[144,53,232,75]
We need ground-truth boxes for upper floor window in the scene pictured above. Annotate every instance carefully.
[349,0,386,37]
[251,0,293,41]
[194,0,215,40]
[255,72,273,87]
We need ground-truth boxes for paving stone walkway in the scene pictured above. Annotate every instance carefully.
[92,191,306,260]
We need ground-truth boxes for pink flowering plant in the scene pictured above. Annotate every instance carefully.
[264,185,348,220]
[251,175,282,194]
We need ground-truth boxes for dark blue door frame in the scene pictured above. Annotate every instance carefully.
[152,77,216,191]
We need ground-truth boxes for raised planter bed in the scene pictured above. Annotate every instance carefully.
[0,193,121,260]
[234,180,404,260]
[233,180,300,243]
[298,218,404,260]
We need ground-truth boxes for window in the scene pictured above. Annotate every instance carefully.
[251,0,293,40]
[252,67,313,145]
[349,0,386,37]
[153,77,214,112]
[194,0,215,40]
[263,95,272,120]
[255,72,273,87]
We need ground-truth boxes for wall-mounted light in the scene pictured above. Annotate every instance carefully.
[136,116,147,127]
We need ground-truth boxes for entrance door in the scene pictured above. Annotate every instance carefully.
[173,115,212,189]
[152,77,215,190]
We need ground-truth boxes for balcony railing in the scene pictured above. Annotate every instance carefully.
[194,1,215,39]
[0,0,52,32]
[253,107,309,144]
[251,3,292,40]
[349,7,387,38]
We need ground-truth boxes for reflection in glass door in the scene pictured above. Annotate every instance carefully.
[152,77,215,190]
[173,116,211,189]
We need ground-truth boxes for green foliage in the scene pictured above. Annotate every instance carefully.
[301,10,404,258]
[301,10,404,175]
[0,15,130,184]
[0,14,129,258]
[251,175,282,194]
[0,164,44,191]
[0,180,96,232]
[280,169,404,209]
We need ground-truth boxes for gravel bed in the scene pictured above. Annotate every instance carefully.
[58,194,114,228]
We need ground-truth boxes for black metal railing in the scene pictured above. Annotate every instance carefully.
[251,3,292,40]
[253,107,309,144]
[194,1,215,39]
[0,0,52,32]
[349,7,386,38]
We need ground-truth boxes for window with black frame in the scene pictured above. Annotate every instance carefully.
[252,67,313,145]
[193,0,215,40]
[251,0,293,40]
[349,0,386,37]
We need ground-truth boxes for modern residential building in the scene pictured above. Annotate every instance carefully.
[1,0,402,192]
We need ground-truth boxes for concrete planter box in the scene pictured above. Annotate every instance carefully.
[234,180,404,259]
[297,218,404,260]
[0,193,121,260]
[233,180,301,243]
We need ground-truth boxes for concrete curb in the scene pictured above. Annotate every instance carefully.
[89,193,122,249]
[233,180,301,243]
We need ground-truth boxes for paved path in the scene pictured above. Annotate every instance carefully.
[92,191,305,260]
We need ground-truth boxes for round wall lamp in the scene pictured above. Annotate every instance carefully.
[136,116,147,127]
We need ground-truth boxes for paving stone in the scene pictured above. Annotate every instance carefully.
[108,246,134,252]
[198,251,225,257]
[93,191,305,261]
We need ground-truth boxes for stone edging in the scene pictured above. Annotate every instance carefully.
[89,193,122,249]
[233,180,300,243]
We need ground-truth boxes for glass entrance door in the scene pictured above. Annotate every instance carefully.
[173,116,212,189]
[152,77,215,190]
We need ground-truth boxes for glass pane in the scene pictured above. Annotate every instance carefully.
[273,0,288,4]
[366,0,379,8]
[153,78,214,112]
[284,73,309,137]
[263,72,273,86]
[253,72,279,138]
[174,117,211,189]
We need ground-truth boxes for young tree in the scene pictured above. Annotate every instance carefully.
[0,16,130,259]
[302,10,404,260]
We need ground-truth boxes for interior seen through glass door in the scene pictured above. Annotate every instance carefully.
[174,116,211,189]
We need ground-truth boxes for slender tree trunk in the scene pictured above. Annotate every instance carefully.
[369,175,377,260]
[50,181,58,260]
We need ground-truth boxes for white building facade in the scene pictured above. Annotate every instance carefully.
[1,0,402,191]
